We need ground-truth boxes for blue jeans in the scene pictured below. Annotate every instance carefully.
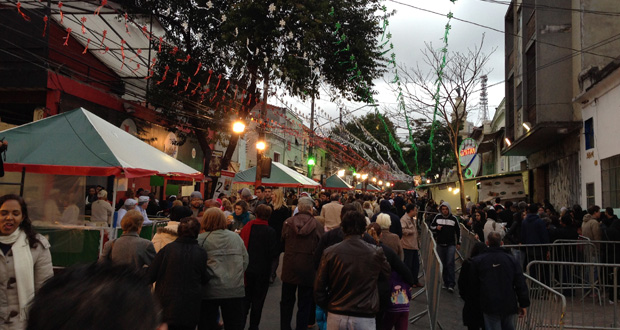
[326,313,375,330]
[437,244,456,288]
[483,313,516,330]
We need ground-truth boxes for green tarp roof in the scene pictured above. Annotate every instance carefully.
[2,108,203,179]
[324,174,352,191]
[233,161,320,188]
[355,183,381,191]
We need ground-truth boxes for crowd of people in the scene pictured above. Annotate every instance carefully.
[5,185,610,330]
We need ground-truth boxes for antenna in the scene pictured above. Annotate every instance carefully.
[479,75,489,124]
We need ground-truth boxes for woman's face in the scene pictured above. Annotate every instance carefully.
[235,205,243,216]
[475,212,481,221]
[0,200,23,236]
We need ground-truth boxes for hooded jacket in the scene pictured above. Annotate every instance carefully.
[520,213,549,244]
[371,200,403,238]
[581,214,601,241]
[430,202,461,246]
[281,213,324,286]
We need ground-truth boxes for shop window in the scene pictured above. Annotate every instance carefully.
[585,118,595,150]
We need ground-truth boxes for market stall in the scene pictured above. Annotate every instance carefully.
[233,161,320,189]
[0,108,203,266]
[355,183,381,192]
[324,174,353,191]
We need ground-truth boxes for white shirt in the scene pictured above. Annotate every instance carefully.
[91,199,114,226]
[135,205,152,225]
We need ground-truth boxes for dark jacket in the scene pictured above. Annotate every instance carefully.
[246,224,278,276]
[314,228,376,269]
[458,259,484,328]
[371,200,403,238]
[471,247,530,316]
[393,196,406,217]
[281,213,324,286]
[99,232,156,271]
[520,213,549,244]
[149,237,209,327]
[430,203,461,246]
[269,205,291,253]
[314,236,391,317]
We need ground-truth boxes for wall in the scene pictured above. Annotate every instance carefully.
[580,77,620,207]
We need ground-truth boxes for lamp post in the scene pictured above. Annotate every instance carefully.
[254,140,267,188]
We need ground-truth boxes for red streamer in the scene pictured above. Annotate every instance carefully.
[141,26,151,40]
[120,40,126,69]
[173,72,181,86]
[158,37,163,53]
[42,16,48,36]
[194,62,202,76]
[177,54,190,62]
[81,17,87,34]
[82,39,91,54]
[156,65,169,85]
[170,46,179,55]
[191,82,201,96]
[210,92,218,102]
[224,81,230,92]
[99,46,109,54]
[16,2,31,21]
[215,74,222,90]
[124,13,130,35]
[63,28,71,46]
[184,77,191,92]
[206,70,213,85]
[131,63,141,73]
[58,2,63,24]
[94,0,107,15]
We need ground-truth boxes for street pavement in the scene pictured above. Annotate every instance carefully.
[244,256,466,329]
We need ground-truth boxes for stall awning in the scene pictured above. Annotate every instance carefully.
[2,108,203,179]
[233,162,320,188]
[356,183,381,191]
[324,174,352,191]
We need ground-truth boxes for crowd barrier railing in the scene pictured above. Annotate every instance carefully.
[410,221,443,330]
[516,273,566,330]
[527,261,620,329]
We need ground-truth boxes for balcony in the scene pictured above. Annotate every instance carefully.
[501,122,580,156]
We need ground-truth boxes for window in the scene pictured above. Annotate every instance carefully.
[586,183,595,208]
[601,155,620,208]
[526,44,537,124]
[273,152,280,163]
[585,118,595,150]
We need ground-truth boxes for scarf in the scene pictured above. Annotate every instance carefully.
[233,211,251,226]
[0,229,34,320]
[240,219,269,249]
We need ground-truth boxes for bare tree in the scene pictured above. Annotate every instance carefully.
[389,36,494,210]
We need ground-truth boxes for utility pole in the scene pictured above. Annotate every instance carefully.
[307,93,315,178]
[254,75,269,190]
[339,107,343,126]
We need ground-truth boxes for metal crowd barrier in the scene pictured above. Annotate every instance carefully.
[516,273,566,330]
[526,261,620,329]
[410,221,443,330]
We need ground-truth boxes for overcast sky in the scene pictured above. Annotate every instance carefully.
[278,0,509,134]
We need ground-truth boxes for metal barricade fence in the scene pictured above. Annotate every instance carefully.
[516,273,566,330]
[527,261,620,329]
[410,221,443,330]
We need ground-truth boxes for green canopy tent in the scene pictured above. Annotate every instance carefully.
[233,161,320,188]
[324,174,353,191]
[356,183,382,192]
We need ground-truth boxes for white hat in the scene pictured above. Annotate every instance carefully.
[124,198,137,207]
[170,195,177,199]
[138,196,150,203]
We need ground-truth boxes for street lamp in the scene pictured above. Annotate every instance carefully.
[361,174,368,180]
[307,157,315,166]
[337,169,345,177]
[372,177,377,182]
[355,173,361,179]
[385,182,390,187]
[232,121,245,134]
[256,141,266,151]
[378,180,383,186]
[426,179,431,184]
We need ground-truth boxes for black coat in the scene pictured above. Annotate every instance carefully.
[149,237,209,327]
[458,259,484,328]
[246,224,278,276]
[269,205,291,253]
[371,201,403,238]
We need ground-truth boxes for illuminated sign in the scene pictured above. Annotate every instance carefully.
[458,138,478,167]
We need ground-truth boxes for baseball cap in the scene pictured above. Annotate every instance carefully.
[190,191,203,200]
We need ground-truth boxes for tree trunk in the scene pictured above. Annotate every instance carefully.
[196,129,213,177]
[219,65,259,172]
[453,141,467,214]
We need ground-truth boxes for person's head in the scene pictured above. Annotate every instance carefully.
[204,199,221,209]
[221,199,233,212]
[527,203,539,215]
[255,204,272,220]
[405,203,417,216]
[366,222,382,244]
[297,197,314,214]
[169,206,192,222]
[330,193,340,202]
[120,210,144,233]
[315,216,326,227]
[201,207,227,231]
[97,190,108,200]
[240,188,253,202]
[0,194,41,248]
[606,207,615,218]
[27,263,165,330]
[123,198,137,210]
[518,201,527,211]
[475,210,486,222]
[271,189,285,209]
[588,205,601,218]
[363,201,372,210]
[466,195,471,201]
[560,214,573,227]
[88,187,96,196]
[234,200,248,216]
[341,210,367,236]
[172,200,183,208]
[125,189,135,199]
[177,217,201,239]
[96,185,104,193]
[486,231,503,247]
[217,193,226,200]
[255,186,265,199]
[537,207,546,217]
[264,187,272,200]
[376,213,392,231]
[439,202,451,216]
[190,191,203,209]
[320,193,328,202]
[340,203,360,219]
[138,196,149,210]
[486,209,497,221]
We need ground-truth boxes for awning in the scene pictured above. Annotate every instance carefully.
[356,183,381,191]
[478,128,505,154]
[501,122,581,156]
[2,108,203,179]
[324,174,352,191]
[233,161,320,188]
